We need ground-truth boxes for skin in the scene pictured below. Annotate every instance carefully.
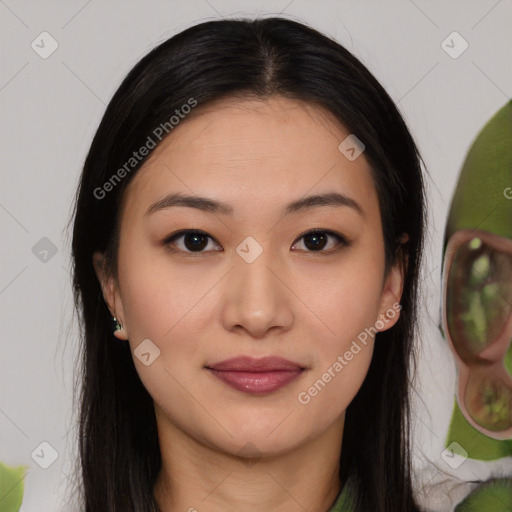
[93,96,405,512]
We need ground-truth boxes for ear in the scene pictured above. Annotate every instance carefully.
[376,234,408,332]
[92,251,128,340]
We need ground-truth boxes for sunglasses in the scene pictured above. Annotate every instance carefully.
[442,228,512,440]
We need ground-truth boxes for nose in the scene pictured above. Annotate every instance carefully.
[221,246,294,339]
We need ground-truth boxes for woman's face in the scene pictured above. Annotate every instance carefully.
[94,95,404,458]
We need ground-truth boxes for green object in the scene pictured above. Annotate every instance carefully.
[447,398,512,461]
[0,461,27,512]
[328,474,356,512]
[445,100,512,243]
[454,478,512,511]
[443,100,512,452]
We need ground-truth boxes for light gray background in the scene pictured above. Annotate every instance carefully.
[1,1,511,511]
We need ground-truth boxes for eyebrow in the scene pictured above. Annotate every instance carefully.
[145,191,364,217]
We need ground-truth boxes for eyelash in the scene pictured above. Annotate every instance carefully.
[163,228,349,256]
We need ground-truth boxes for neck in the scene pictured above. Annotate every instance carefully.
[153,407,344,512]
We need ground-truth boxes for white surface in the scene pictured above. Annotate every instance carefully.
[1,1,511,510]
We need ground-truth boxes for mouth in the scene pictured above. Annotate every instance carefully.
[205,356,307,395]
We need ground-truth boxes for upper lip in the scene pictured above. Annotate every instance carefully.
[206,356,305,372]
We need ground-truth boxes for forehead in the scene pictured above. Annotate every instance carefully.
[120,95,377,221]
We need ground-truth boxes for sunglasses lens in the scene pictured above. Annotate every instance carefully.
[465,367,512,432]
[446,236,512,360]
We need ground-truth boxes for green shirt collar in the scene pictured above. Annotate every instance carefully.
[327,474,356,512]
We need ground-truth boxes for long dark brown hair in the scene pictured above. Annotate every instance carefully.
[70,17,426,511]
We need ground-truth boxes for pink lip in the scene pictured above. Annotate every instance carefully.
[207,356,305,372]
[205,356,306,395]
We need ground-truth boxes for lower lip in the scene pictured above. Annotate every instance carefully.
[206,368,304,395]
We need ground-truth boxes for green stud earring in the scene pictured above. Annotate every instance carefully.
[112,316,122,333]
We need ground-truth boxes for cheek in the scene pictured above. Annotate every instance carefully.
[116,250,213,425]
[293,249,383,406]
[116,237,219,382]
[283,258,382,427]
[296,341,374,430]
[296,276,378,400]
[118,234,202,335]
[296,255,384,351]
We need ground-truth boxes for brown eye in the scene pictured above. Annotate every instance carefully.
[292,229,348,253]
[164,230,222,254]
[164,228,349,256]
